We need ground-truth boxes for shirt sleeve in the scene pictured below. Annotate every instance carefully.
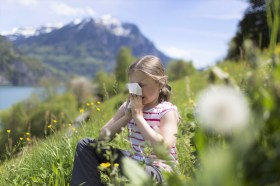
[159,103,180,123]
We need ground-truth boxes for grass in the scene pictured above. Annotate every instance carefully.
[0,61,252,185]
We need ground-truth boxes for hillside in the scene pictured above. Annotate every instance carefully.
[0,35,66,85]
[0,61,248,184]
[0,69,201,184]
[1,54,279,185]
[4,17,172,77]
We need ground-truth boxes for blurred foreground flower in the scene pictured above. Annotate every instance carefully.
[114,163,119,167]
[100,162,111,168]
[195,85,250,134]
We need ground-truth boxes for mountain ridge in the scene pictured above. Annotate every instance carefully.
[0,35,66,86]
[3,16,172,78]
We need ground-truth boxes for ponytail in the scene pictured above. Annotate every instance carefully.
[158,84,172,102]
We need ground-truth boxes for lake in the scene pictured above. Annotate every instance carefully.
[0,86,36,110]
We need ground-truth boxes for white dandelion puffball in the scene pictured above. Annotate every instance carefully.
[195,85,250,134]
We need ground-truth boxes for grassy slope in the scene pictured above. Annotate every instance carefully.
[0,61,250,185]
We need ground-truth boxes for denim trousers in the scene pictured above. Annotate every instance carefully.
[71,138,125,186]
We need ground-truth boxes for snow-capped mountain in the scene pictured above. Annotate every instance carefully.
[1,23,63,41]
[70,15,131,37]
[2,16,171,77]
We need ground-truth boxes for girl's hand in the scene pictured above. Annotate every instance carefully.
[124,95,132,120]
[130,94,144,119]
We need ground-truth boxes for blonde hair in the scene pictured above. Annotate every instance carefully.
[128,55,171,102]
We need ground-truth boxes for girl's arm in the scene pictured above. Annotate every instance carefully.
[131,95,178,148]
[134,110,178,148]
[98,102,132,141]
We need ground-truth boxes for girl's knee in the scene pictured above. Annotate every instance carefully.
[76,138,96,149]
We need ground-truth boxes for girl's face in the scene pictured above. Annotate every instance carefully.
[129,71,162,110]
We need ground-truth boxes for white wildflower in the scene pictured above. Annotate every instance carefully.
[195,85,250,134]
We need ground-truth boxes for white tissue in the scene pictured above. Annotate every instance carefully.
[126,83,142,96]
[126,83,142,110]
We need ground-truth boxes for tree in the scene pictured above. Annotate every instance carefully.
[166,60,196,81]
[115,47,134,84]
[226,0,280,60]
[69,77,94,107]
[94,70,117,101]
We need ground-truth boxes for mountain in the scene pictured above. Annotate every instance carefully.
[3,16,172,77]
[0,35,66,85]
[3,23,63,41]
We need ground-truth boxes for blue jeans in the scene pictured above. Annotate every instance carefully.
[71,138,125,186]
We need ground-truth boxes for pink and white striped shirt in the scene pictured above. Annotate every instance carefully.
[121,101,179,171]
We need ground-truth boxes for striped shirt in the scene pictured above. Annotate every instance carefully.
[121,101,179,171]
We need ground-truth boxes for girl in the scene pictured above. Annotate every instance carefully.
[71,55,180,186]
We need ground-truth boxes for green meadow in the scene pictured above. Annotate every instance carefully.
[1,47,280,185]
[1,1,280,185]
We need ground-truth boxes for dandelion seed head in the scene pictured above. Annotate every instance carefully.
[195,85,250,134]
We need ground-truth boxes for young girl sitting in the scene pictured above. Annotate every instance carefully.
[71,55,180,186]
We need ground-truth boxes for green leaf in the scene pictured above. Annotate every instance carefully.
[122,157,150,186]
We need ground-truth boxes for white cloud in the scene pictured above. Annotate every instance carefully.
[158,46,220,68]
[190,49,225,68]
[159,46,192,61]
[18,0,38,6]
[50,1,96,17]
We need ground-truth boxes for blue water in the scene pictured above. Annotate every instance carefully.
[0,86,36,110]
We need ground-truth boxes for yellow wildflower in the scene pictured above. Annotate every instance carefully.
[114,163,119,167]
[48,125,52,128]
[72,127,76,131]
[97,101,101,105]
[189,99,195,106]
[100,162,111,168]
[7,130,11,134]
[26,137,31,141]
[79,109,84,113]
[68,123,72,127]
[97,108,101,111]
[19,137,23,141]
[86,103,90,106]
[26,132,30,135]
[53,119,57,123]
[91,102,94,105]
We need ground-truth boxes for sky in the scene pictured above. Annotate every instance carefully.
[0,0,249,69]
